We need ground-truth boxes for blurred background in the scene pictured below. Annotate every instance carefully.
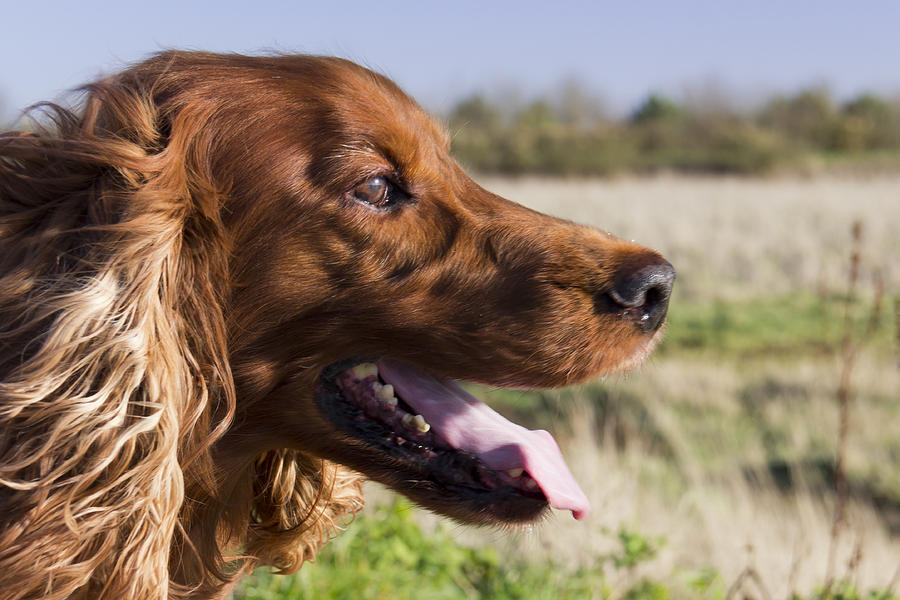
[4,2,898,598]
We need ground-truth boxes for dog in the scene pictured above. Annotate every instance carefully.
[0,51,674,599]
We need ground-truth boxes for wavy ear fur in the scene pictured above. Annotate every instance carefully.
[0,73,235,599]
[1,57,366,600]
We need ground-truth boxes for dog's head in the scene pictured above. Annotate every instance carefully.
[0,51,673,597]
[132,53,674,524]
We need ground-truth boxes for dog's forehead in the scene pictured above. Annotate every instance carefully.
[301,57,451,164]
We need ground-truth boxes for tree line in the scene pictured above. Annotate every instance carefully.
[446,86,900,175]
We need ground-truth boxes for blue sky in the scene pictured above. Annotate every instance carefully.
[2,1,899,122]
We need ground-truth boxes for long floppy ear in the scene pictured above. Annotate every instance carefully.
[0,74,234,599]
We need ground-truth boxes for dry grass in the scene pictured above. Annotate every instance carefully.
[554,355,899,597]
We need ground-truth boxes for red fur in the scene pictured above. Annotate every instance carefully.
[0,51,671,599]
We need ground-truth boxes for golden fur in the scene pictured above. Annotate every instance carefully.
[0,51,672,599]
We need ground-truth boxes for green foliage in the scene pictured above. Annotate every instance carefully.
[684,567,724,597]
[235,499,601,600]
[236,499,696,600]
[622,579,671,600]
[446,84,900,175]
[759,89,836,148]
[797,580,900,600]
[834,94,900,151]
[631,94,684,125]
[612,528,665,568]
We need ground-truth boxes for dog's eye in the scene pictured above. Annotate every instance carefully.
[351,176,389,206]
[349,176,408,209]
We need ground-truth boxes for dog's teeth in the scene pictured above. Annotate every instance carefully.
[351,362,378,379]
[412,414,430,433]
[505,468,524,478]
[373,381,398,406]
[524,479,538,490]
[401,413,430,433]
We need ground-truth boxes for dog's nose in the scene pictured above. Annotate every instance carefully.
[604,260,675,332]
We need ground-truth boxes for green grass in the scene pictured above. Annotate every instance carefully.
[660,293,896,359]
[234,500,603,600]
[811,148,900,172]
[233,500,897,600]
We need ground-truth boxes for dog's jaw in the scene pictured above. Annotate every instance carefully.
[311,358,590,524]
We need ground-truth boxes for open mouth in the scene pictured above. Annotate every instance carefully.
[315,358,590,523]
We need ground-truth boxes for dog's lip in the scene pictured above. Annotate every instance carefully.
[376,359,590,520]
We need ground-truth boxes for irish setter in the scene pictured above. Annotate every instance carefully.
[0,51,674,599]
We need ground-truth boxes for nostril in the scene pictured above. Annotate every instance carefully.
[604,261,675,331]
[608,281,649,308]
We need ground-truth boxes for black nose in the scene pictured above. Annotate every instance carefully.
[604,261,675,332]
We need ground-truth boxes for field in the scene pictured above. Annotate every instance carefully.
[236,175,899,599]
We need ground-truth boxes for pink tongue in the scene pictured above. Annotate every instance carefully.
[378,359,590,520]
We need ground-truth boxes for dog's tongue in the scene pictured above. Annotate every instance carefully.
[377,359,590,520]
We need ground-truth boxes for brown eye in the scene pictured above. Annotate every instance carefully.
[351,176,389,206]
[347,175,412,209]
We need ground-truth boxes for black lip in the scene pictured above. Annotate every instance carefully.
[313,358,549,523]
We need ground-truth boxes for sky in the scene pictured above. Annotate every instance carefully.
[2,1,900,122]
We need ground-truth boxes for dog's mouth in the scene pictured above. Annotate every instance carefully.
[315,358,589,524]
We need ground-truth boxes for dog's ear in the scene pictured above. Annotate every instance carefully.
[0,74,234,598]
[236,450,364,575]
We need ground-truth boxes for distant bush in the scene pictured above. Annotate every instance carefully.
[446,86,900,175]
